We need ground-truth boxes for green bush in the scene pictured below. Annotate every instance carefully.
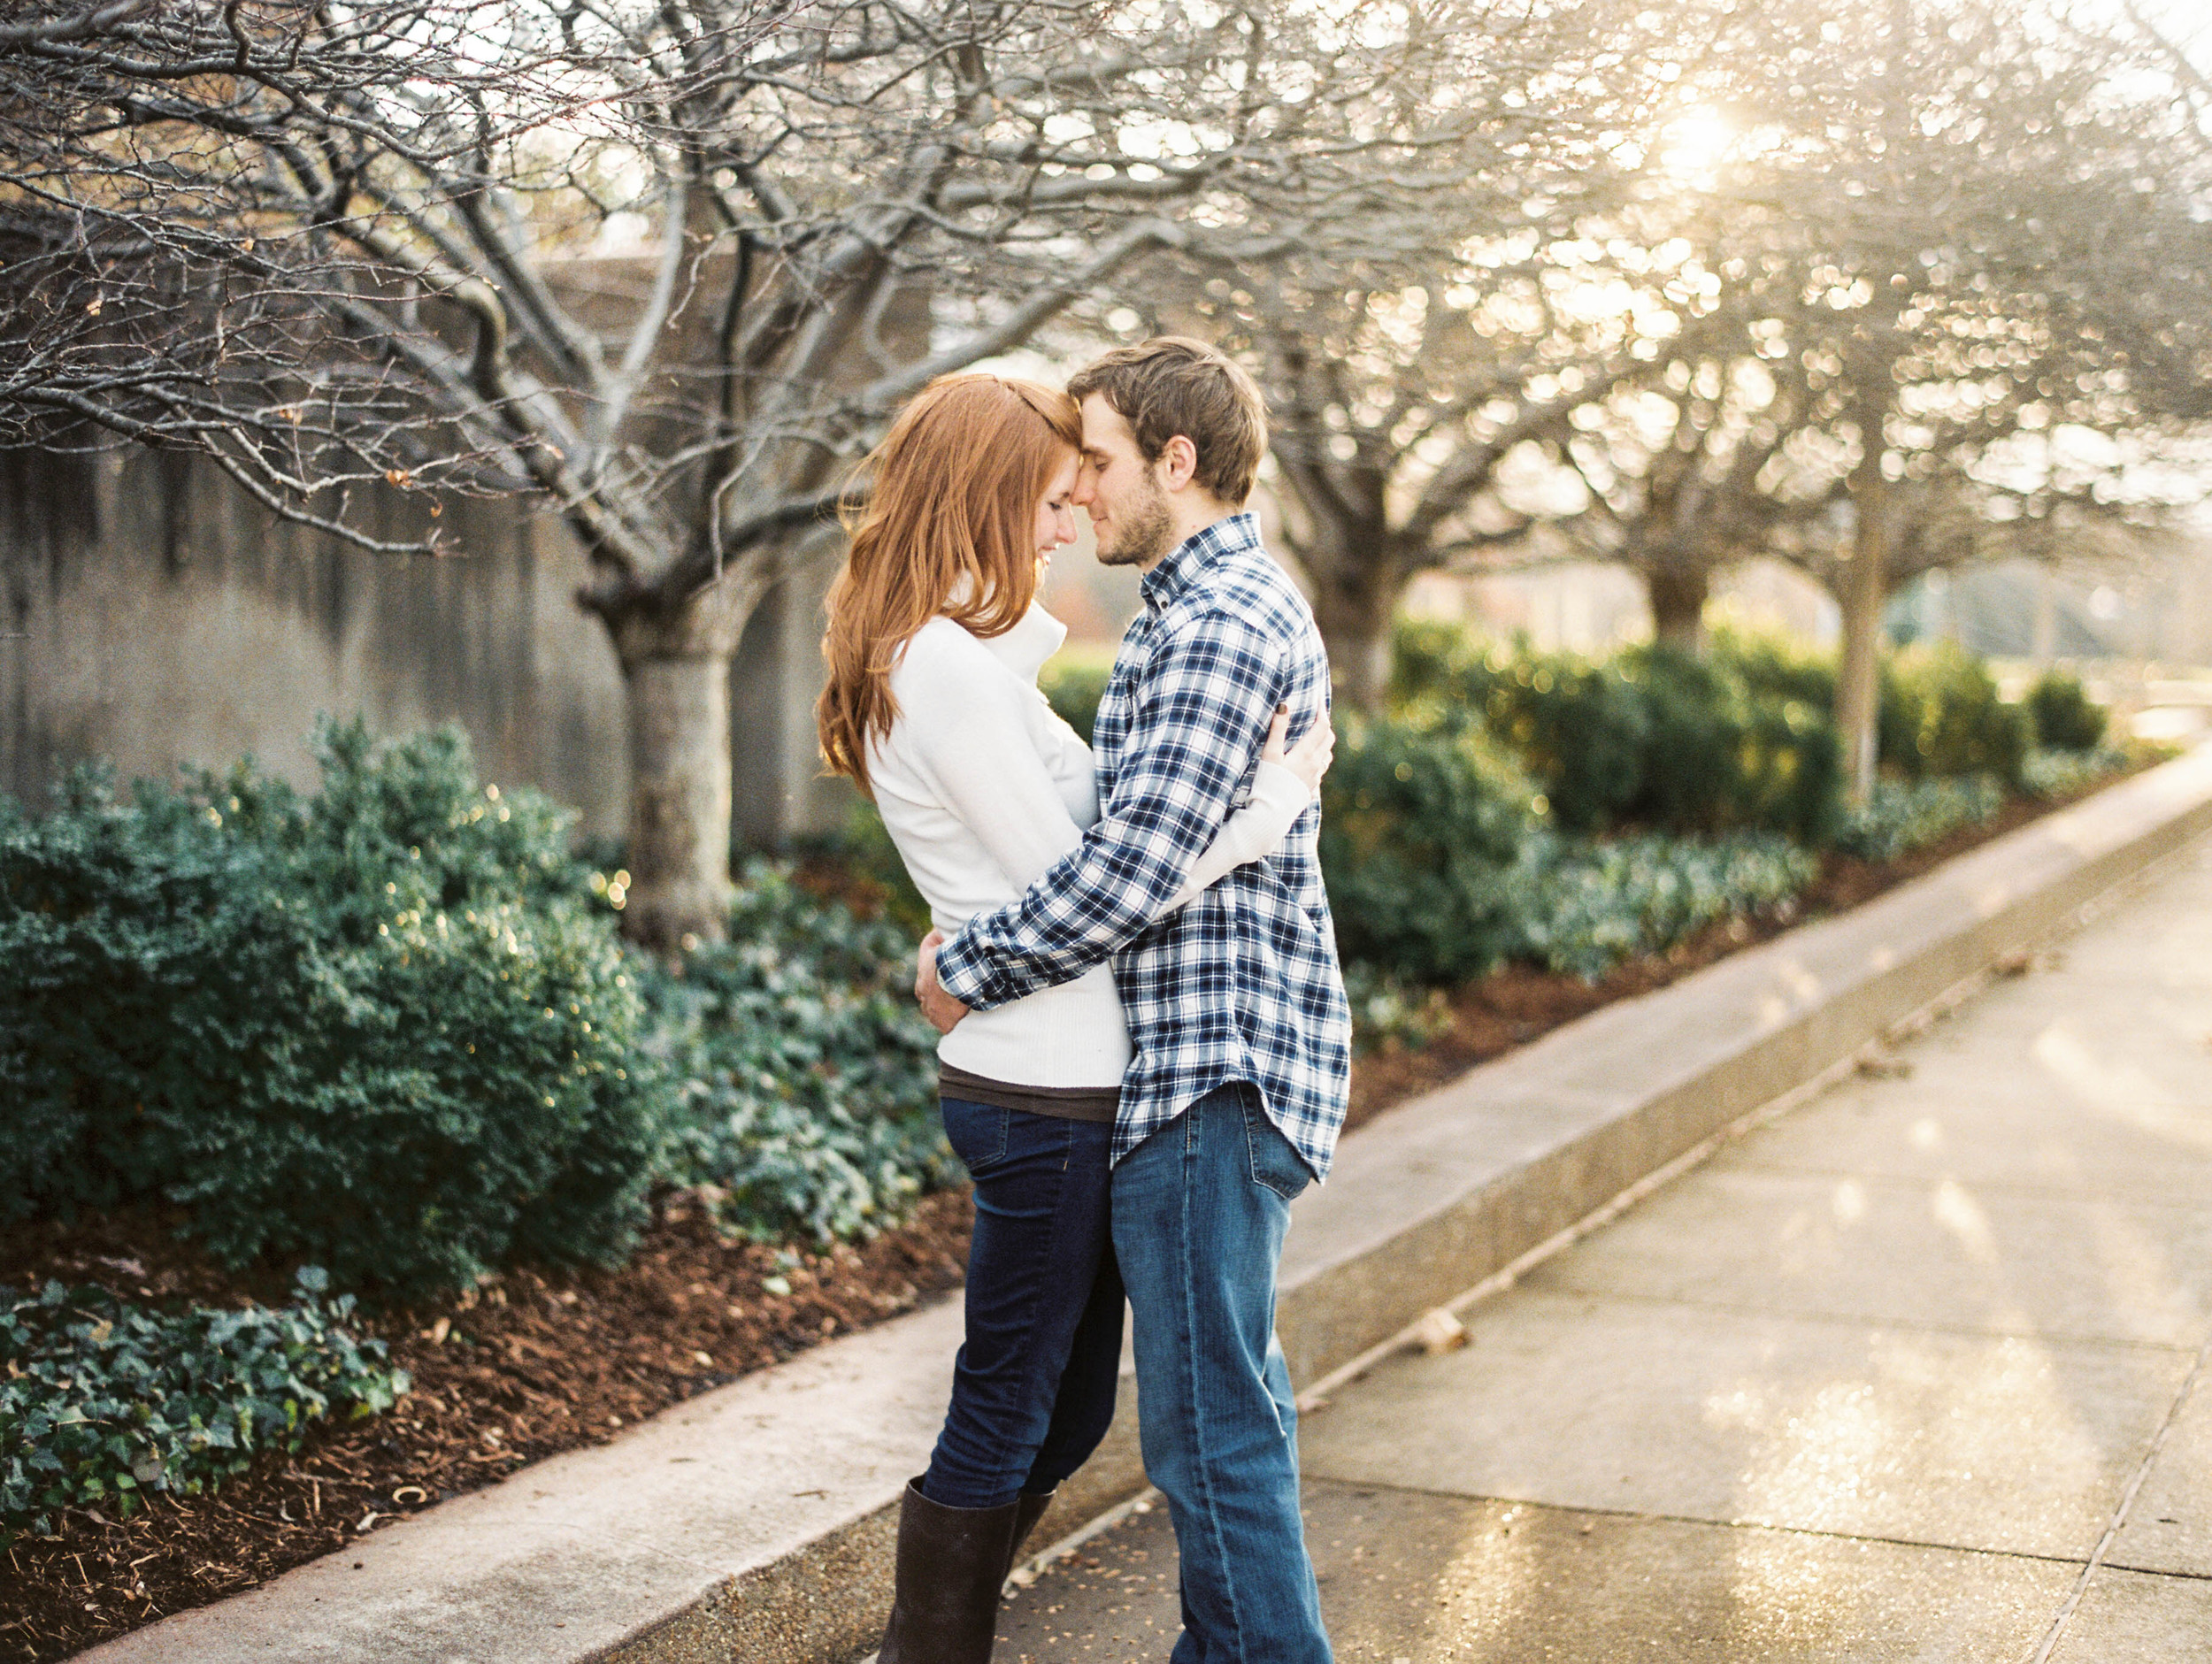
[1392,624,1648,832]
[1391,624,1841,840]
[1880,643,2030,786]
[1041,654,1116,746]
[1718,626,2052,788]
[1709,625,1839,711]
[1513,830,1817,981]
[1,1268,407,1539]
[650,860,957,1244]
[1318,714,1539,982]
[2024,671,2109,753]
[0,721,664,1300]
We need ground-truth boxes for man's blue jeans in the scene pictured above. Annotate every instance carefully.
[1113,1081,1333,1664]
[923,1097,1125,1509]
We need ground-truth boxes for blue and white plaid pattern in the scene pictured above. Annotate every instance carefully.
[933,512,1354,1179]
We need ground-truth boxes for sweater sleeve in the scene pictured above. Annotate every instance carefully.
[1159,760,1310,912]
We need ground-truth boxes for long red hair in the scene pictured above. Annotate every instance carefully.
[817,373,1081,794]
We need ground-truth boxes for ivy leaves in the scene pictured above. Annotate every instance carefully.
[0,1269,406,1540]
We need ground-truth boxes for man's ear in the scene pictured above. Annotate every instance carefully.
[1156,433,1200,494]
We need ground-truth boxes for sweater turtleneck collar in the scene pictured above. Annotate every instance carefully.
[974,598,1068,684]
[941,573,1068,684]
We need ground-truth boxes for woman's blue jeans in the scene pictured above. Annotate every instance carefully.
[922,1096,1125,1510]
[1112,1080,1333,1664]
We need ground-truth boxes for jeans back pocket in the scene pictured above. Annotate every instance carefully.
[941,1095,1010,1176]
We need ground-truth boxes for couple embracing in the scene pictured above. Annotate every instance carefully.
[817,337,1353,1664]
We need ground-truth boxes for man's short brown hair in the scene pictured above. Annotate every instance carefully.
[1067,336,1269,507]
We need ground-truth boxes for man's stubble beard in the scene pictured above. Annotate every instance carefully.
[1093,472,1176,570]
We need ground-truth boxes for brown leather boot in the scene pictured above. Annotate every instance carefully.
[1004,1489,1056,1578]
[878,1478,1019,1664]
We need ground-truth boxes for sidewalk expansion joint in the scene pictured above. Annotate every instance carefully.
[1304,1476,2104,1574]
[2028,1329,2212,1663]
[1502,1284,2209,1357]
[1714,1162,2212,1210]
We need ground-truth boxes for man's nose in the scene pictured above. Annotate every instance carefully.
[1071,469,1097,507]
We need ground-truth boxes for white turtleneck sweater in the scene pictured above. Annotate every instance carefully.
[868,602,1311,1090]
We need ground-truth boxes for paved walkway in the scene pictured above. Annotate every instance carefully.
[994,840,2212,1662]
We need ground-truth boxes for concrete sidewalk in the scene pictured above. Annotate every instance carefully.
[997,839,2212,1662]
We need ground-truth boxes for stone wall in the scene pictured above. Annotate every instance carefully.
[0,443,848,842]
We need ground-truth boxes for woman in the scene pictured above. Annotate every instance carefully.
[817,373,1331,1662]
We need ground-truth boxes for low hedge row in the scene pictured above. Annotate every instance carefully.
[1317,713,1819,982]
[1392,625,1845,840]
[1310,625,2121,987]
[6,634,2116,1308]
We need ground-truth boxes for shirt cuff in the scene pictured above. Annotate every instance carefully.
[933,926,1005,1012]
[1250,757,1316,813]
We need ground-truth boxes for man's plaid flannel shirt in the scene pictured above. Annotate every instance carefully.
[932,511,1354,1180]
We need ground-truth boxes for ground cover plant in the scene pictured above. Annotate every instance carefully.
[648,860,957,1245]
[0,1192,972,1663]
[0,1269,405,1540]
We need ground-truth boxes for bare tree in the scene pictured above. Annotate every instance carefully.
[1091,0,1711,709]
[0,0,1495,943]
[1672,0,2212,796]
[1532,296,1834,650]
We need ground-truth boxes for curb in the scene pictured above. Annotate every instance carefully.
[76,744,2212,1664]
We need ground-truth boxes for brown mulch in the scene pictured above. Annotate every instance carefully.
[0,764,2147,1662]
[0,1192,972,1663]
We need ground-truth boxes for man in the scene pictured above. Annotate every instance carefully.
[918,336,1352,1663]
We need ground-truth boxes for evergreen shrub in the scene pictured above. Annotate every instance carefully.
[1617,646,1842,840]
[1709,625,1839,711]
[1879,643,2030,786]
[1317,714,1538,982]
[0,721,664,1299]
[1040,654,1115,746]
[1391,622,1647,831]
[2024,671,2109,753]
[1391,623,1841,840]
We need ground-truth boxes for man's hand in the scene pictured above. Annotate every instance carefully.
[914,928,971,1035]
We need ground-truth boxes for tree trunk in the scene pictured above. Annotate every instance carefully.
[1309,561,1401,715]
[1647,563,1710,653]
[2032,563,2058,665]
[621,649,734,951]
[1835,472,1891,805]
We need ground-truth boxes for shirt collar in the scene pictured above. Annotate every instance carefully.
[1139,512,1261,612]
